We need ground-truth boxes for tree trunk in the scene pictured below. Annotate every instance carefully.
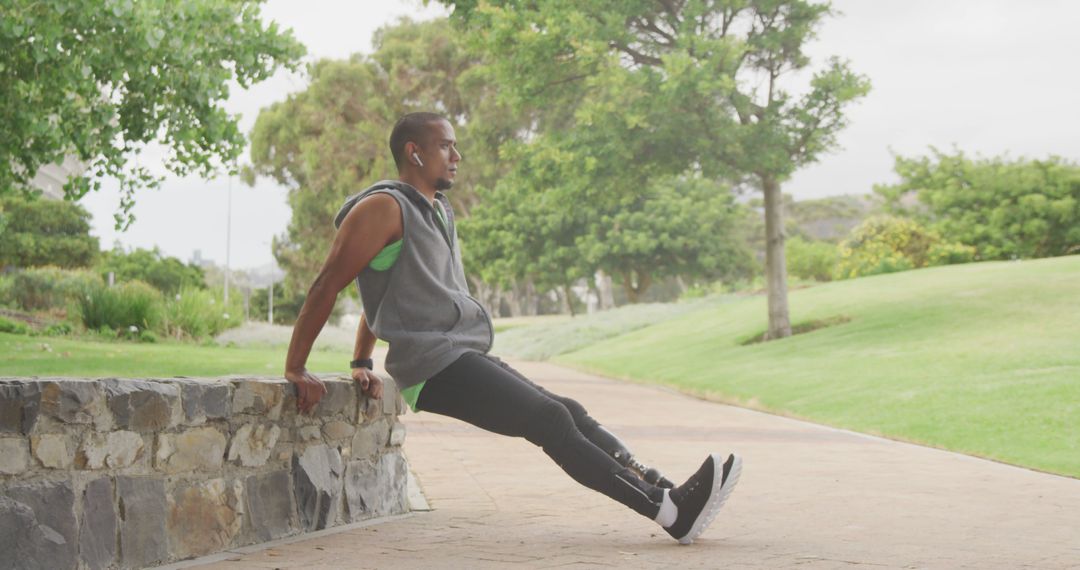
[595,270,615,310]
[561,284,575,316]
[468,276,501,318]
[762,174,792,339]
[523,279,539,316]
[620,270,651,304]
[674,275,688,295]
[504,282,522,317]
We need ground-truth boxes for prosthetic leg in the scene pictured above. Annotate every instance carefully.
[591,426,674,488]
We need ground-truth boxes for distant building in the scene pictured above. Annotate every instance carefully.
[190,249,212,268]
[29,156,87,200]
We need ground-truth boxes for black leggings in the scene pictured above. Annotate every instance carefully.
[415,351,663,518]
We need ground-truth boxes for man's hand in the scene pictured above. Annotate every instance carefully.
[351,367,384,399]
[285,368,328,414]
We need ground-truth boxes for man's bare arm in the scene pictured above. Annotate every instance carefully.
[353,313,378,363]
[350,313,383,399]
[285,194,401,412]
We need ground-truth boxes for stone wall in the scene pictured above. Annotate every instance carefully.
[0,375,409,570]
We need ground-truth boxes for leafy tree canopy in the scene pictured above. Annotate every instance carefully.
[1,0,304,228]
[0,195,99,268]
[249,17,520,296]
[441,0,870,333]
[461,166,754,302]
[876,149,1080,260]
[95,246,205,295]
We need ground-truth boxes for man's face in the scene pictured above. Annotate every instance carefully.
[419,119,461,191]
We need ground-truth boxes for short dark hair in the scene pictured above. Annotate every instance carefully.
[389,112,447,168]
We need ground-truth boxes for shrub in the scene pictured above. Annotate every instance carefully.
[77,281,163,332]
[161,287,243,340]
[0,316,30,335]
[95,247,205,295]
[877,150,1080,260]
[928,242,978,266]
[785,237,838,282]
[0,267,103,312]
[43,322,73,336]
[836,216,972,279]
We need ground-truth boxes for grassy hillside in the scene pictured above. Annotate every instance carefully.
[556,256,1080,478]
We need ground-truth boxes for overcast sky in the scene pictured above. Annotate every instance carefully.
[80,0,1080,270]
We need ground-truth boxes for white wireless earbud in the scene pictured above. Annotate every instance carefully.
[412,152,424,167]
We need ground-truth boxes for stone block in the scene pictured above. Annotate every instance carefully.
[167,478,244,559]
[79,477,117,570]
[315,380,355,417]
[388,421,407,447]
[231,379,285,419]
[381,376,399,416]
[322,420,356,441]
[103,379,180,432]
[350,418,389,460]
[298,425,321,442]
[0,496,73,570]
[244,470,295,542]
[117,476,168,568]
[227,423,281,467]
[40,380,109,428]
[0,437,31,474]
[31,433,74,469]
[359,395,381,422]
[0,380,41,434]
[344,451,409,522]
[1,480,77,569]
[78,430,144,470]
[156,426,226,473]
[293,444,344,531]
[178,380,231,424]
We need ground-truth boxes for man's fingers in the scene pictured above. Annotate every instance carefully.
[295,377,324,414]
[298,383,310,413]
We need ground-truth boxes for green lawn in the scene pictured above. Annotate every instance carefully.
[556,256,1080,478]
[0,334,347,378]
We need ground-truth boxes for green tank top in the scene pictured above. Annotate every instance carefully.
[368,206,447,411]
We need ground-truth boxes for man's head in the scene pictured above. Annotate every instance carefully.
[389,112,461,191]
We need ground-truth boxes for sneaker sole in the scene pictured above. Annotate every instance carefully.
[678,452,742,545]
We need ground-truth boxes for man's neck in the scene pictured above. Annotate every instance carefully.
[398,174,438,204]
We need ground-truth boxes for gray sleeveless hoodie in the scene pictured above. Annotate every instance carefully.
[334,180,493,389]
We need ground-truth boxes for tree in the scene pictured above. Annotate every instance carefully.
[249,18,522,298]
[94,246,205,295]
[579,175,754,302]
[443,0,870,338]
[0,195,98,268]
[1,0,304,228]
[876,149,1080,260]
[459,178,594,314]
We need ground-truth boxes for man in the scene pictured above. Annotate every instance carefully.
[284,112,741,544]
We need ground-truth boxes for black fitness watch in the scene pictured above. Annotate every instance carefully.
[350,358,374,370]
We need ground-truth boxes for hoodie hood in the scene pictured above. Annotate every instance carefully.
[334,180,431,229]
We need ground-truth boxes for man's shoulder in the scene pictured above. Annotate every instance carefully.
[348,192,402,222]
[337,192,404,244]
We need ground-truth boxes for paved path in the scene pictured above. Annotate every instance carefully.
[189,361,1080,569]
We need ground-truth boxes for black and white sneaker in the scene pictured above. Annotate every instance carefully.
[664,453,742,545]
